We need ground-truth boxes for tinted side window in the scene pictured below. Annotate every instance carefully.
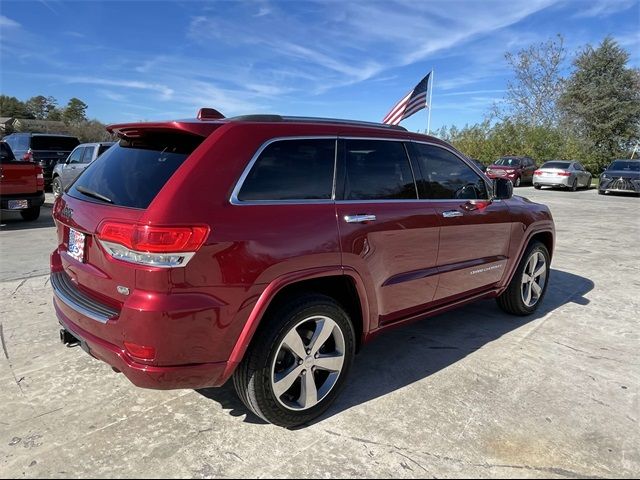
[238,139,335,201]
[343,140,416,200]
[411,144,488,200]
[67,147,84,164]
[81,146,95,163]
[6,135,29,152]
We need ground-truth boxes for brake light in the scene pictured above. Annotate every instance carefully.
[124,342,156,361]
[534,170,542,175]
[97,222,209,267]
[35,166,44,189]
[557,172,571,176]
[22,149,33,161]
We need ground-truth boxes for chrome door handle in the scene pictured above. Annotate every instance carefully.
[442,210,463,218]
[344,214,377,223]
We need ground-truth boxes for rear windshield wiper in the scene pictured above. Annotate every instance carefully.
[76,186,113,204]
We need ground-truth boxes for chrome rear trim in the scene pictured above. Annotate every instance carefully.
[51,271,118,324]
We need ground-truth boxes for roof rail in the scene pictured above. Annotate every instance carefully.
[225,114,407,131]
[282,116,407,131]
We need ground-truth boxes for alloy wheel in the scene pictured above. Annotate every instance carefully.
[271,315,345,411]
[521,251,547,307]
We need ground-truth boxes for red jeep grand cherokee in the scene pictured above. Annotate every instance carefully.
[52,111,555,427]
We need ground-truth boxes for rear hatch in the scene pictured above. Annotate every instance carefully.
[1,143,40,195]
[53,130,206,308]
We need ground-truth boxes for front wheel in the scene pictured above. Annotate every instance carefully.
[20,206,40,221]
[497,241,550,316]
[233,294,355,427]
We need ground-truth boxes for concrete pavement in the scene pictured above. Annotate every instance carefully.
[0,188,638,478]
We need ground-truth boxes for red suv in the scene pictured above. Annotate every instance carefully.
[52,112,555,427]
[486,156,537,187]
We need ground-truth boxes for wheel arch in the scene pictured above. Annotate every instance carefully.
[222,267,370,382]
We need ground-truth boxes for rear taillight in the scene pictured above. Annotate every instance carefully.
[96,222,209,268]
[22,149,33,161]
[36,166,44,189]
[557,172,571,176]
[534,170,542,175]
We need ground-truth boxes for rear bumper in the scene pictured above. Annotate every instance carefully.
[0,192,45,210]
[533,176,571,187]
[55,301,229,390]
[487,172,518,181]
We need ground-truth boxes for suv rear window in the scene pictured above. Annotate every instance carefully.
[68,133,203,209]
[31,136,80,151]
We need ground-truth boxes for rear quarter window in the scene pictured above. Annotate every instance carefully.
[68,133,203,209]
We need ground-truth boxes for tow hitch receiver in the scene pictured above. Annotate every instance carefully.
[59,329,80,347]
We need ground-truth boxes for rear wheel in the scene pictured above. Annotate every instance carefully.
[570,178,578,192]
[52,177,63,198]
[20,206,40,221]
[497,241,550,316]
[534,185,541,190]
[233,294,355,427]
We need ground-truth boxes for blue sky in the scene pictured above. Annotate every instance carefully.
[1,0,638,132]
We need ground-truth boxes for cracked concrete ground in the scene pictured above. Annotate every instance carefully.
[0,188,638,478]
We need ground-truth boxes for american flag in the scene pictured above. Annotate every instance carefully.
[382,72,431,125]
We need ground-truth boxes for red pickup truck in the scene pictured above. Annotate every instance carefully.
[0,141,45,221]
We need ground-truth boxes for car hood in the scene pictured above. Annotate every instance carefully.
[603,170,640,179]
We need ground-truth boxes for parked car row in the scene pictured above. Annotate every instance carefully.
[470,155,638,195]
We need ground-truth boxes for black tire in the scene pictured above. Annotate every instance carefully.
[598,189,605,195]
[534,185,541,190]
[233,294,356,428]
[52,176,63,198]
[496,241,550,316]
[20,206,40,221]
[584,177,592,190]
[570,178,578,192]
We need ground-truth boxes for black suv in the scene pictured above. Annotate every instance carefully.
[3,133,80,188]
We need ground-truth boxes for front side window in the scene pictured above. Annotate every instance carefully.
[411,143,488,200]
[343,139,417,200]
[67,147,84,164]
[237,139,335,201]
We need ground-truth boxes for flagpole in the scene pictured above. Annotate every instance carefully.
[427,69,434,135]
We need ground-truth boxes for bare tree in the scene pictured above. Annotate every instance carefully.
[495,35,566,126]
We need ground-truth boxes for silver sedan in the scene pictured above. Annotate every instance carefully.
[533,160,592,191]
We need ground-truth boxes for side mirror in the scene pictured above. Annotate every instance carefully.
[494,178,513,200]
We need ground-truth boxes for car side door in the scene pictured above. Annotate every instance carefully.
[408,142,512,302]
[335,138,441,327]
[60,146,84,187]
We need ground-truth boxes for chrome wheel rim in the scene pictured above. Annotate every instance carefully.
[521,251,547,307]
[515,177,521,187]
[271,315,345,411]
[52,179,62,198]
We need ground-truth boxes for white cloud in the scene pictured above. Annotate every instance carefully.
[0,15,21,28]
[571,0,636,18]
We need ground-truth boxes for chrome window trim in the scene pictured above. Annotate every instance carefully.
[230,136,338,206]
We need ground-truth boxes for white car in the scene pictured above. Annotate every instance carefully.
[52,142,115,198]
[533,160,592,191]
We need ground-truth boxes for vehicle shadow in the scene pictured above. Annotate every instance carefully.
[196,268,593,427]
[0,205,55,231]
